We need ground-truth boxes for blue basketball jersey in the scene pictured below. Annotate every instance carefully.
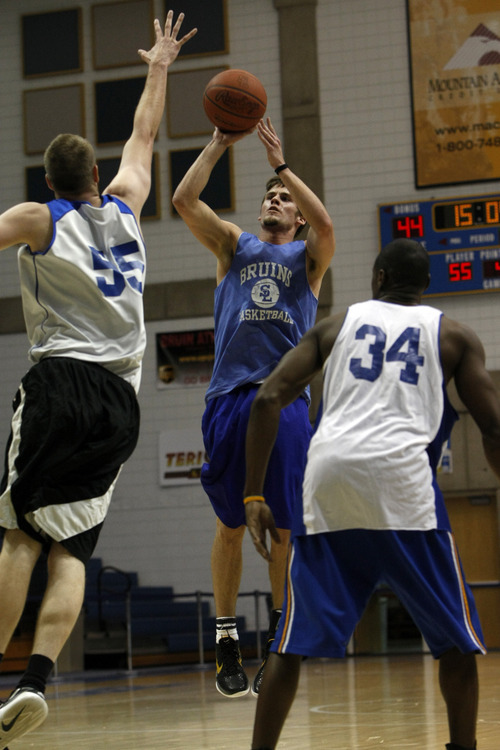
[205,232,318,401]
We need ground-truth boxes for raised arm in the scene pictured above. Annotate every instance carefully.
[257,118,335,295]
[172,128,250,283]
[441,316,500,482]
[105,11,197,219]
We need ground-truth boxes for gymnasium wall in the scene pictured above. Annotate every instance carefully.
[0,0,499,614]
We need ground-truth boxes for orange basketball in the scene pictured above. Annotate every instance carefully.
[203,69,267,132]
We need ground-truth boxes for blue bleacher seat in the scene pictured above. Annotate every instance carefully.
[83,557,261,665]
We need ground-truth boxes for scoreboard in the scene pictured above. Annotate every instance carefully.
[378,194,500,297]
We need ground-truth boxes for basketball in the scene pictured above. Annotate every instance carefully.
[203,69,267,132]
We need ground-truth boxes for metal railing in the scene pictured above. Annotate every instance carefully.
[62,574,500,675]
[88,573,271,671]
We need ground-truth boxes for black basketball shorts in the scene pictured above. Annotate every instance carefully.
[0,357,140,563]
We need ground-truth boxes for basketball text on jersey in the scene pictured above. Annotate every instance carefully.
[239,261,292,287]
[239,308,294,323]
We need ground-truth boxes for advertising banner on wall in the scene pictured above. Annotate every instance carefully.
[159,428,208,487]
[407,0,500,187]
[156,328,214,389]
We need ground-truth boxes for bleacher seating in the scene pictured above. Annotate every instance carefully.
[83,557,266,669]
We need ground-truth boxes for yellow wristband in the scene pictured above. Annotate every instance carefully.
[243,495,265,505]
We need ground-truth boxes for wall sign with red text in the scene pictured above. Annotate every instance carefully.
[156,328,214,389]
[378,193,500,297]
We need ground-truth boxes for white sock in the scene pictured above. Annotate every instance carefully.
[216,616,238,642]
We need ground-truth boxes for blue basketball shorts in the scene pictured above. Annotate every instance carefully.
[273,528,486,659]
[201,384,312,529]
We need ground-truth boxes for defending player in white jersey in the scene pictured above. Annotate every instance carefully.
[244,238,500,750]
[0,12,196,748]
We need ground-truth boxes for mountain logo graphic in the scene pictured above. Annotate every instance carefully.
[444,23,500,70]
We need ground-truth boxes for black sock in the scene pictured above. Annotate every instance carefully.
[445,743,477,750]
[17,654,54,695]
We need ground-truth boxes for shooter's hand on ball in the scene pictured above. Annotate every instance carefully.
[212,126,256,148]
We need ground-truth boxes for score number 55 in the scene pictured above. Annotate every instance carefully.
[448,261,472,282]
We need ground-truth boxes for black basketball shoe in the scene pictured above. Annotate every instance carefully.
[215,637,249,697]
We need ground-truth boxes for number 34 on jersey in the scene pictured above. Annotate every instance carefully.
[349,325,424,385]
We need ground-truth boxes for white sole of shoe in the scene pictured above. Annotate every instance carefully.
[215,681,250,698]
[0,690,48,747]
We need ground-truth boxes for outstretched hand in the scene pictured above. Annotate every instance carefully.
[245,501,281,561]
[138,11,197,67]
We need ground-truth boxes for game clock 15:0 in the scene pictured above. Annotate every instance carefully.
[434,198,500,231]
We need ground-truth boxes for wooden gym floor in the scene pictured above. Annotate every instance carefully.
[1,651,498,749]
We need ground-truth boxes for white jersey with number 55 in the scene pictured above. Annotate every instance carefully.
[18,195,146,392]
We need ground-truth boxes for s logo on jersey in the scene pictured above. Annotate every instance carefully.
[251,278,280,308]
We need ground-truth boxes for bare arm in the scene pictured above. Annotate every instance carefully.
[172,128,250,282]
[441,316,500,482]
[244,316,341,559]
[0,202,52,253]
[105,12,197,219]
[257,118,335,295]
